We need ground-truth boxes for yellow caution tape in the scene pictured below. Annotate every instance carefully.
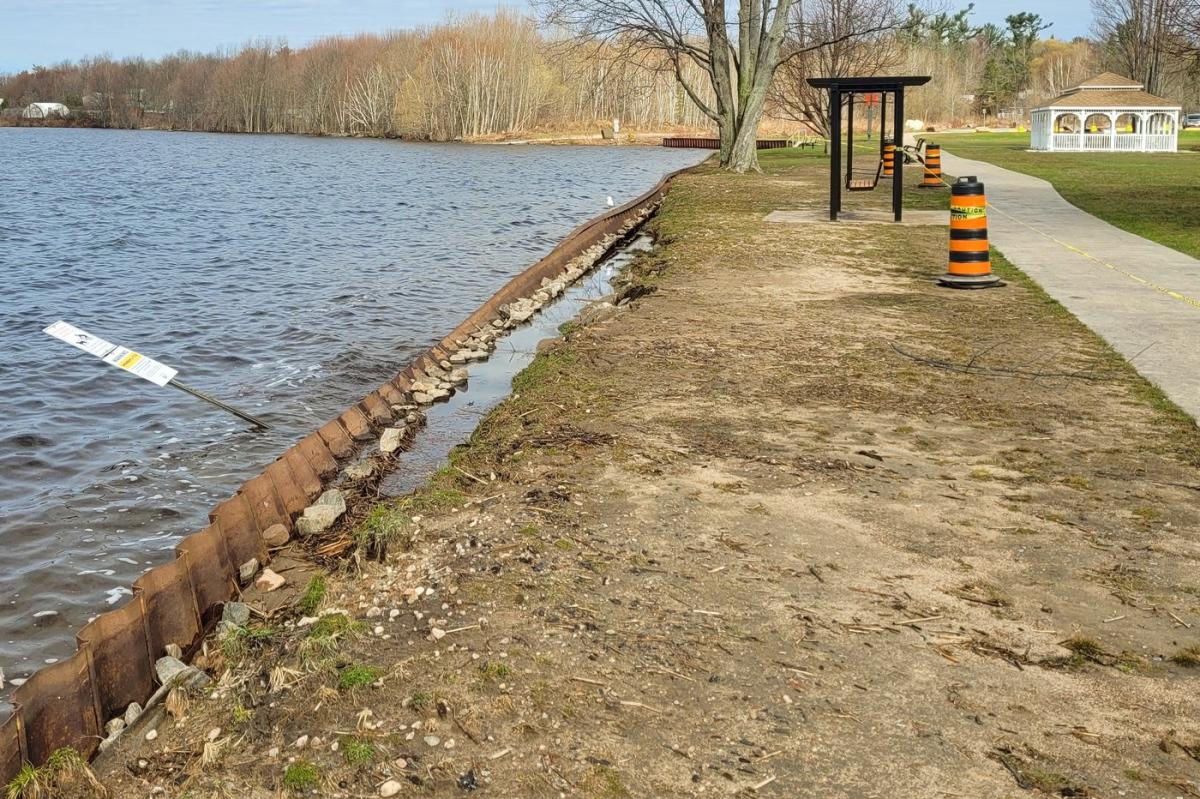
[935,171,1200,311]
[983,201,1200,312]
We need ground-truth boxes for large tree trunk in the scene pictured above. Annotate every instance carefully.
[728,105,764,171]
[719,0,793,172]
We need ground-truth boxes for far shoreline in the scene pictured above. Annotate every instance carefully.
[0,119,710,148]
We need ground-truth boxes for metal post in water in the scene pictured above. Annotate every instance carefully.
[168,379,271,430]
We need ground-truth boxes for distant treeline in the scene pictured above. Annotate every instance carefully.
[4,5,1196,142]
[0,11,714,139]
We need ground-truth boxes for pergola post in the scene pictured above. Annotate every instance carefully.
[829,85,842,221]
[892,87,904,222]
[846,93,855,188]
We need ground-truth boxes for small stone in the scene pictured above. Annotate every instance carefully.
[448,368,468,385]
[430,628,447,641]
[105,717,126,737]
[164,643,182,659]
[379,780,403,798]
[380,427,406,454]
[239,558,260,584]
[124,702,143,725]
[222,602,251,626]
[207,727,221,741]
[262,523,290,547]
[448,351,469,364]
[366,606,384,618]
[294,734,309,749]
[388,608,401,620]
[424,735,441,747]
[344,460,376,481]
[267,747,280,758]
[374,625,384,636]
[255,568,286,592]
[145,729,158,742]
[412,391,432,404]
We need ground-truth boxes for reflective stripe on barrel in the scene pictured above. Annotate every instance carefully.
[882,144,895,177]
[948,176,990,275]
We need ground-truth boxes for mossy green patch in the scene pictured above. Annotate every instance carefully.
[299,576,327,616]
[337,664,381,690]
[283,761,321,793]
[340,737,377,765]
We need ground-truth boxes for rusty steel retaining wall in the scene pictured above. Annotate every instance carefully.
[662,137,791,150]
[0,165,691,785]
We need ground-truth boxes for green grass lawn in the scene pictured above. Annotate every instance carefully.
[932,130,1200,259]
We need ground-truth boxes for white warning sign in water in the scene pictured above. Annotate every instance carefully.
[43,320,179,387]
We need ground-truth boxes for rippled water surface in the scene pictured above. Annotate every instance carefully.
[0,128,704,680]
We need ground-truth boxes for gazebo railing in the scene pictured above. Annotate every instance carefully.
[1114,134,1142,151]
[1144,133,1174,151]
[1051,131,1175,151]
[1052,133,1082,149]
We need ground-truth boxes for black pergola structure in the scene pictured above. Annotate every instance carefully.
[806,76,931,222]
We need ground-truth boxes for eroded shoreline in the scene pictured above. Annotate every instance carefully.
[0,165,677,784]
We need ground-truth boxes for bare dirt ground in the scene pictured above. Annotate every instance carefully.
[88,152,1200,798]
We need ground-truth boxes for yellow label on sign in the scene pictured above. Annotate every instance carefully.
[117,352,144,369]
[951,206,987,220]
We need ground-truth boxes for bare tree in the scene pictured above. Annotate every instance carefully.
[540,0,812,171]
[770,0,900,137]
[1092,0,1179,93]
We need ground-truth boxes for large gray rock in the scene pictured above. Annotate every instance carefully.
[155,656,190,686]
[380,427,406,454]
[296,490,346,536]
[222,601,250,626]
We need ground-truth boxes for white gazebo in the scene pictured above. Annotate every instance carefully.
[1030,72,1180,153]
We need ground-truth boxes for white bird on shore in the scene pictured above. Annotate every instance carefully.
[606,195,614,207]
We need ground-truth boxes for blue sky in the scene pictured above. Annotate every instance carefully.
[0,0,1095,74]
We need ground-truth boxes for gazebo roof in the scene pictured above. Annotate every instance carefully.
[1076,71,1143,89]
[1037,72,1180,109]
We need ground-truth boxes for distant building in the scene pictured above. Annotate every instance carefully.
[22,102,71,119]
[1030,72,1180,153]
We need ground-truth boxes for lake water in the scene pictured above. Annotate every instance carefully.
[0,128,704,684]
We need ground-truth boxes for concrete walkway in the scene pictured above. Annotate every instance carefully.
[939,148,1200,421]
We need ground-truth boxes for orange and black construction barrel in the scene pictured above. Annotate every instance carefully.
[940,176,1001,289]
[918,143,943,188]
[882,141,895,178]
